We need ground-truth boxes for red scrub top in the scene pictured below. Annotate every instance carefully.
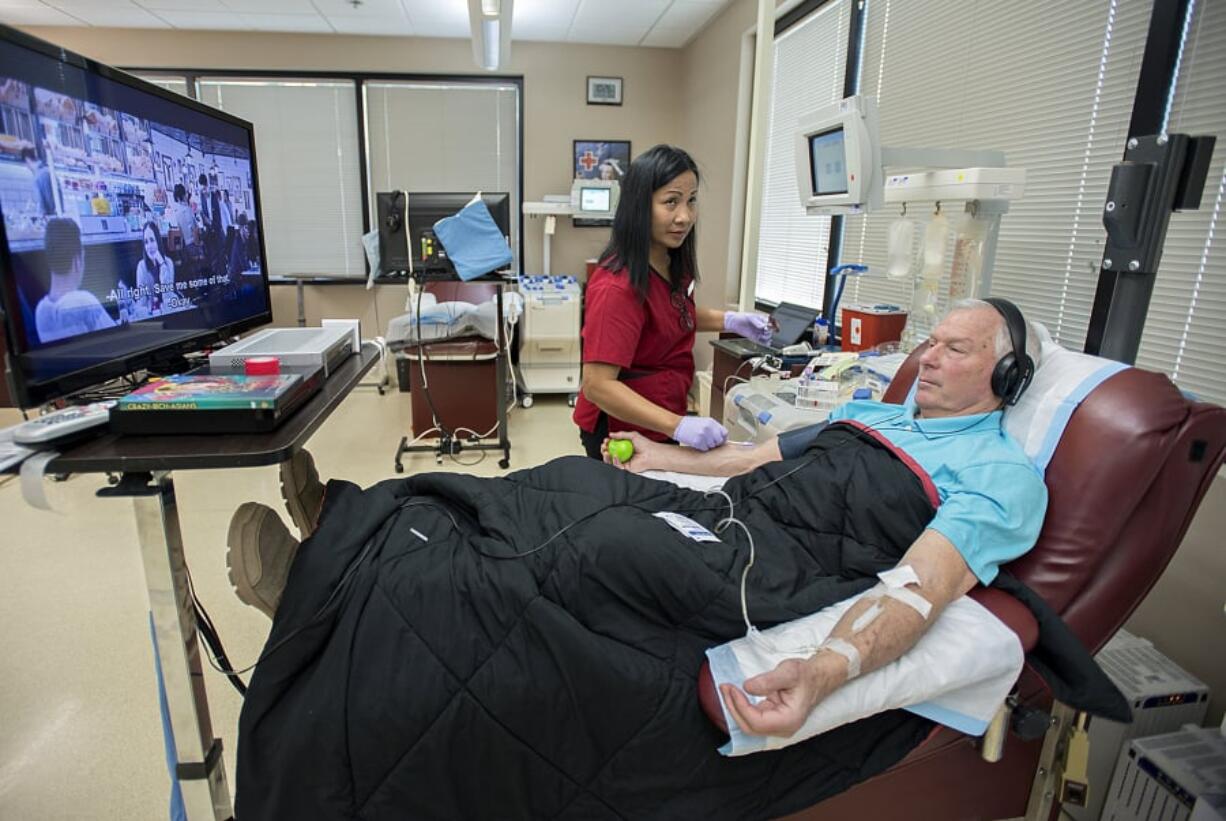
[573,263,696,441]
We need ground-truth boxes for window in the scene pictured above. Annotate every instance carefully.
[752,0,850,310]
[1136,0,1226,403]
[842,0,1153,348]
[197,78,365,279]
[129,74,191,98]
[364,80,520,273]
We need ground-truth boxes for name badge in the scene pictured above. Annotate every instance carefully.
[654,511,720,542]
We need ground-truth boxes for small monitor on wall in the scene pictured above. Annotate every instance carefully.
[808,127,849,196]
[570,179,618,221]
[794,95,882,215]
[579,186,611,214]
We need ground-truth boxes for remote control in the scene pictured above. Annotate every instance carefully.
[12,401,117,445]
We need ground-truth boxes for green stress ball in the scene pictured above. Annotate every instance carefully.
[608,438,635,463]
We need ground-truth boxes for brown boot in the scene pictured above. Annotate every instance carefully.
[226,502,300,619]
[279,448,325,540]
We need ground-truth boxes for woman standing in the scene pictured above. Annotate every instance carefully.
[574,145,771,459]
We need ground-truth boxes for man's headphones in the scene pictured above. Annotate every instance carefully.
[983,297,1035,406]
[385,191,404,233]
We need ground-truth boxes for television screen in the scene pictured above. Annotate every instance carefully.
[0,26,271,408]
[579,186,611,213]
[809,126,849,196]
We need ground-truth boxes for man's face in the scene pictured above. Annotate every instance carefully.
[914,307,1003,418]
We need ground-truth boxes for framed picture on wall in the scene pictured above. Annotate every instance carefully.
[586,76,623,106]
[573,139,631,182]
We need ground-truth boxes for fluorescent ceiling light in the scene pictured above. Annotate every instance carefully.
[468,0,513,71]
[482,19,500,69]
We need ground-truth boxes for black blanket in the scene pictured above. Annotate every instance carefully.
[234,427,1122,820]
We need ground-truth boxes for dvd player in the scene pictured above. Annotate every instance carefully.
[208,325,354,377]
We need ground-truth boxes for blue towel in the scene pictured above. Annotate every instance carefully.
[432,197,513,281]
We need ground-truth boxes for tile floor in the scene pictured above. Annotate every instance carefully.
[0,389,583,819]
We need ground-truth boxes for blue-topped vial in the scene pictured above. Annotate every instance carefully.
[852,387,872,401]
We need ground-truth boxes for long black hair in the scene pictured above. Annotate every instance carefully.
[141,220,165,275]
[598,144,700,301]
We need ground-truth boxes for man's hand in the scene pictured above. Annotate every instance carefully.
[602,430,664,474]
[719,654,842,738]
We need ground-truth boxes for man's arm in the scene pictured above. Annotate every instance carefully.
[603,429,782,476]
[720,528,979,738]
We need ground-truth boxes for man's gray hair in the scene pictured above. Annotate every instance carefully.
[947,298,1042,369]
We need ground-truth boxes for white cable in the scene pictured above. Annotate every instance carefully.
[714,514,758,635]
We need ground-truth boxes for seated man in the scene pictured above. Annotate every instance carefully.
[226,298,1053,820]
[603,298,1045,739]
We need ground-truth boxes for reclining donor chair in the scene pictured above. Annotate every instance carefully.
[697,341,1226,821]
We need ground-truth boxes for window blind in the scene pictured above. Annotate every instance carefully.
[363,81,521,274]
[1135,0,1226,404]
[752,0,849,309]
[130,74,191,98]
[197,78,365,279]
[843,0,1153,347]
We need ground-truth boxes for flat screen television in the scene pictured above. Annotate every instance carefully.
[0,25,271,409]
[405,191,511,277]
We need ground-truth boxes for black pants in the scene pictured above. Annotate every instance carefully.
[579,413,609,460]
[579,413,678,460]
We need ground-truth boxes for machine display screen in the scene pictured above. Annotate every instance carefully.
[809,127,849,196]
[579,186,611,213]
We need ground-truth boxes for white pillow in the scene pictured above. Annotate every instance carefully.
[706,590,1024,756]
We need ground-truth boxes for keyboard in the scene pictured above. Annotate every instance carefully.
[716,338,777,359]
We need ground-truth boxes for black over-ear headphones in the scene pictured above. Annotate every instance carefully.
[983,297,1034,406]
[385,191,404,233]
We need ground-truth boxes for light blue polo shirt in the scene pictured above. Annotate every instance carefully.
[781,400,1047,584]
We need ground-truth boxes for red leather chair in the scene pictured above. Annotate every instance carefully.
[697,345,1226,820]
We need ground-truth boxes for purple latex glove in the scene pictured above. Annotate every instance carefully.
[724,311,773,345]
[673,416,728,451]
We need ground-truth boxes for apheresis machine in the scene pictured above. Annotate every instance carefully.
[728,94,1027,441]
[516,180,622,406]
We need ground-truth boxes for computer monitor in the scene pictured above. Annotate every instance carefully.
[0,25,272,409]
[405,192,511,277]
[793,95,882,215]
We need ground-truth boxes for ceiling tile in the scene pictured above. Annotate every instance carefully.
[44,4,171,27]
[512,0,577,37]
[653,0,719,31]
[567,25,647,46]
[399,1,468,38]
[238,12,331,31]
[639,24,690,47]
[572,0,667,30]
[44,0,141,9]
[221,0,317,12]
[324,13,413,35]
[0,6,85,25]
[154,9,250,28]
[312,0,404,14]
[135,0,229,11]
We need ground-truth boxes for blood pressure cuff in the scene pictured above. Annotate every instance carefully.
[777,421,830,459]
[432,197,513,281]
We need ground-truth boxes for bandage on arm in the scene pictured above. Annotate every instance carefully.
[815,528,978,685]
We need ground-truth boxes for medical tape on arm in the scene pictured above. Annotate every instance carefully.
[870,564,933,620]
[820,637,861,680]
